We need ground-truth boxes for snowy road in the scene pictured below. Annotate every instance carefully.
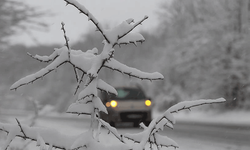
[161,121,250,150]
[35,116,250,150]
[2,114,250,150]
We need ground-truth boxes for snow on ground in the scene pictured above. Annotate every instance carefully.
[152,110,250,126]
[1,110,250,150]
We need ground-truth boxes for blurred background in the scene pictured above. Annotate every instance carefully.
[1,0,250,113]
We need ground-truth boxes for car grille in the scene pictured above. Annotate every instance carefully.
[120,112,147,121]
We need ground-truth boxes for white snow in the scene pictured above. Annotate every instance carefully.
[92,97,107,114]
[117,32,145,45]
[1,110,250,150]
[78,78,97,100]
[97,79,118,95]
[104,58,164,80]
[4,1,242,150]
[66,102,94,115]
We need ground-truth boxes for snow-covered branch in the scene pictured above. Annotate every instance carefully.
[168,98,226,113]
[27,50,58,63]
[0,122,79,150]
[98,119,124,143]
[63,0,146,47]
[104,58,164,80]
[124,98,226,150]
[116,16,148,42]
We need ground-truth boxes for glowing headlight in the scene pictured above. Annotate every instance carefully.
[106,102,111,107]
[145,100,151,106]
[110,100,118,107]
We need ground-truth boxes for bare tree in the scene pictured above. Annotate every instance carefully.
[0,0,48,46]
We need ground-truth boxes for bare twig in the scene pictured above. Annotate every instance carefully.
[63,0,110,43]
[74,72,85,95]
[15,118,27,140]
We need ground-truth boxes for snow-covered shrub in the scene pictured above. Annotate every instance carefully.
[0,1,226,150]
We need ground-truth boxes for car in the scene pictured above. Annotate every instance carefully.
[100,86,152,127]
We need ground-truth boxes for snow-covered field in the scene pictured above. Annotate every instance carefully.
[1,110,249,150]
[154,109,250,126]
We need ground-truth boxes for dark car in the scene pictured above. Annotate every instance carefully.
[100,87,152,127]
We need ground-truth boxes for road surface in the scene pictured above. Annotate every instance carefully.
[38,116,250,150]
[1,114,250,150]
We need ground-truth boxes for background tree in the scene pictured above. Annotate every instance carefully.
[155,0,250,109]
[0,0,47,47]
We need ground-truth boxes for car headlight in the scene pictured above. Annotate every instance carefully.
[110,100,118,107]
[145,100,151,106]
[105,102,111,107]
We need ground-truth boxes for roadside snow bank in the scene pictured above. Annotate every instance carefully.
[153,110,250,126]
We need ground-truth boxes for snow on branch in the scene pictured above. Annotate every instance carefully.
[124,98,226,150]
[116,32,145,46]
[98,119,124,143]
[124,131,178,149]
[67,102,93,115]
[63,0,147,46]
[78,77,98,100]
[104,58,164,80]
[97,79,118,95]
[168,98,226,113]
[10,47,101,90]
[10,47,69,90]
[10,57,68,90]
[0,122,79,150]
[115,16,148,43]
[27,51,59,63]
[104,16,148,45]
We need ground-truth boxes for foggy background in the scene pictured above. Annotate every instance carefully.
[1,0,250,113]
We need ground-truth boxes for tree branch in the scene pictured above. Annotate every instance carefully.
[63,0,110,43]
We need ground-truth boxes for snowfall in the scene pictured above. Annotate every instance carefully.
[1,0,249,150]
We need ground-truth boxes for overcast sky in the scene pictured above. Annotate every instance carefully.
[14,0,165,46]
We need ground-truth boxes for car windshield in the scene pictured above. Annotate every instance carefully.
[111,88,146,100]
